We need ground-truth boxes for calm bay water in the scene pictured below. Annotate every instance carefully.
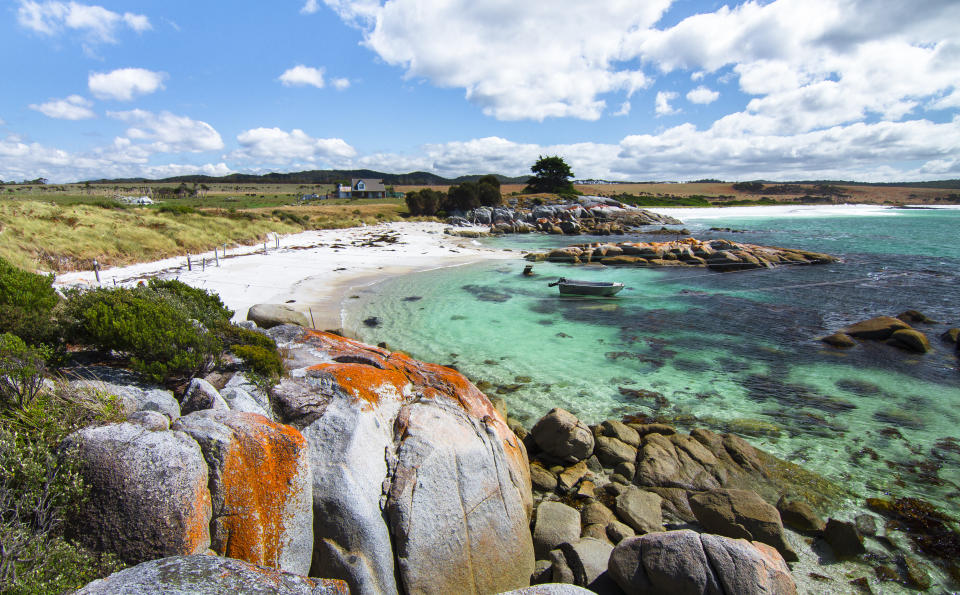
[343,206,960,513]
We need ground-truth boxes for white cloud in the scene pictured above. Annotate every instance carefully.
[655,91,679,116]
[108,110,224,153]
[686,86,719,104]
[301,0,320,14]
[89,68,166,101]
[29,95,95,120]
[332,77,351,90]
[232,128,356,165]
[928,88,960,110]
[613,102,631,117]
[324,0,663,120]
[279,65,326,89]
[17,1,150,44]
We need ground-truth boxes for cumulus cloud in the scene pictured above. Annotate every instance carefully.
[107,110,224,153]
[279,65,326,89]
[322,0,959,131]
[324,0,663,120]
[17,1,150,44]
[686,86,719,104]
[655,91,680,116]
[29,95,95,120]
[232,128,356,166]
[301,0,320,14]
[613,102,631,117]
[332,77,351,90]
[89,68,166,101]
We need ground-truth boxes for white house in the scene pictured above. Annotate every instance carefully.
[335,179,386,199]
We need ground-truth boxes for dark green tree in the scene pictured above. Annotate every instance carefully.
[446,182,481,212]
[477,175,503,207]
[524,155,575,195]
[404,189,444,216]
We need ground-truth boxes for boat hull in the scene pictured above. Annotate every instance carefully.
[557,282,624,296]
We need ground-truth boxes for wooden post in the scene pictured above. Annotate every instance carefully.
[187,253,192,271]
[202,257,206,271]
[275,234,280,249]
[309,308,316,329]
[93,259,100,284]
[263,240,268,254]
[215,248,219,267]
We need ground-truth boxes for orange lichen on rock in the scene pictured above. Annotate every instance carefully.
[307,362,410,408]
[213,413,308,569]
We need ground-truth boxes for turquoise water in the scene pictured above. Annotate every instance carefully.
[343,208,960,512]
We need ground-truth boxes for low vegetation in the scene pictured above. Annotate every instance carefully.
[0,263,288,592]
[405,175,503,216]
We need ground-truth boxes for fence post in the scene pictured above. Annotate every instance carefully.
[187,253,192,271]
[275,234,280,249]
[93,259,100,284]
[309,307,316,329]
[202,257,206,271]
[263,240,267,254]
[215,248,219,267]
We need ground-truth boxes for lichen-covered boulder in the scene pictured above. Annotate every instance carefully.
[66,423,211,564]
[608,530,796,595]
[75,555,349,594]
[268,327,533,595]
[172,410,313,575]
[224,372,275,419]
[530,408,595,463]
[248,304,310,329]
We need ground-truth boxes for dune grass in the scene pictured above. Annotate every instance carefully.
[0,201,411,272]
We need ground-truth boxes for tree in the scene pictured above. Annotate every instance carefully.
[404,189,444,216]
[524,155,575,195]
[477,175,503,207]
[446,182,481,212]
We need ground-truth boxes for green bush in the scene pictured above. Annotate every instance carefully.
[0,258,59,347]
[214,323,284,379]
[156,204,196,215]
[146,279,233,328]
[0,334,50,411]
[230,344,284,379]
[62,287,220,384]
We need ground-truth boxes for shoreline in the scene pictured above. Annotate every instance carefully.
[54,222,515,329]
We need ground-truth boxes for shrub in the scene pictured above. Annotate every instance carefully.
[0,258,59,347]
[156,204,196,215]
[61,287,220,384]
[0,334,50,411]
[732,181,765,192]
[215,323,284,379]
[146,279,233,328]
[230,344,284,378]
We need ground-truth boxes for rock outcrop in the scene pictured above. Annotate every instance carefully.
[824,313,936,354]
[172,410,313,575]
[76,555,349,595]
[531,407,595,463]
[526,237,837,271]
[67,423,212,564]
[608,530,797,595]
[268,326,534,595]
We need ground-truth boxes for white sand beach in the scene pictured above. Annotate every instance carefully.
[54,222,515,331]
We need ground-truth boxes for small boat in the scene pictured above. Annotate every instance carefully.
[548,277,625,297]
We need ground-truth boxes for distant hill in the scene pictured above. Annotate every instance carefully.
[84,169,530,186]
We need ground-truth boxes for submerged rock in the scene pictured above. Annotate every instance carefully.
[889,328,932,353]
[822,519,865,558]
[841,316,912,340]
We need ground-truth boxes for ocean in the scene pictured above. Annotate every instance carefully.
[342,205,960,518]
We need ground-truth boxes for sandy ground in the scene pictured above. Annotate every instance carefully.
[55,222,515,331]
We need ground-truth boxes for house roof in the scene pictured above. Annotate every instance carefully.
[351,178,385,192]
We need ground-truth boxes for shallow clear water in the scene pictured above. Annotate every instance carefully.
[343,208,960,513]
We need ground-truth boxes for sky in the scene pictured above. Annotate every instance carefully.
[1,0,959,184]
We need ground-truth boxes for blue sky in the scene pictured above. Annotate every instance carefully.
[1,0,958,183]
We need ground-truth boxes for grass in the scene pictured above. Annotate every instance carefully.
[0,199,411,272]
